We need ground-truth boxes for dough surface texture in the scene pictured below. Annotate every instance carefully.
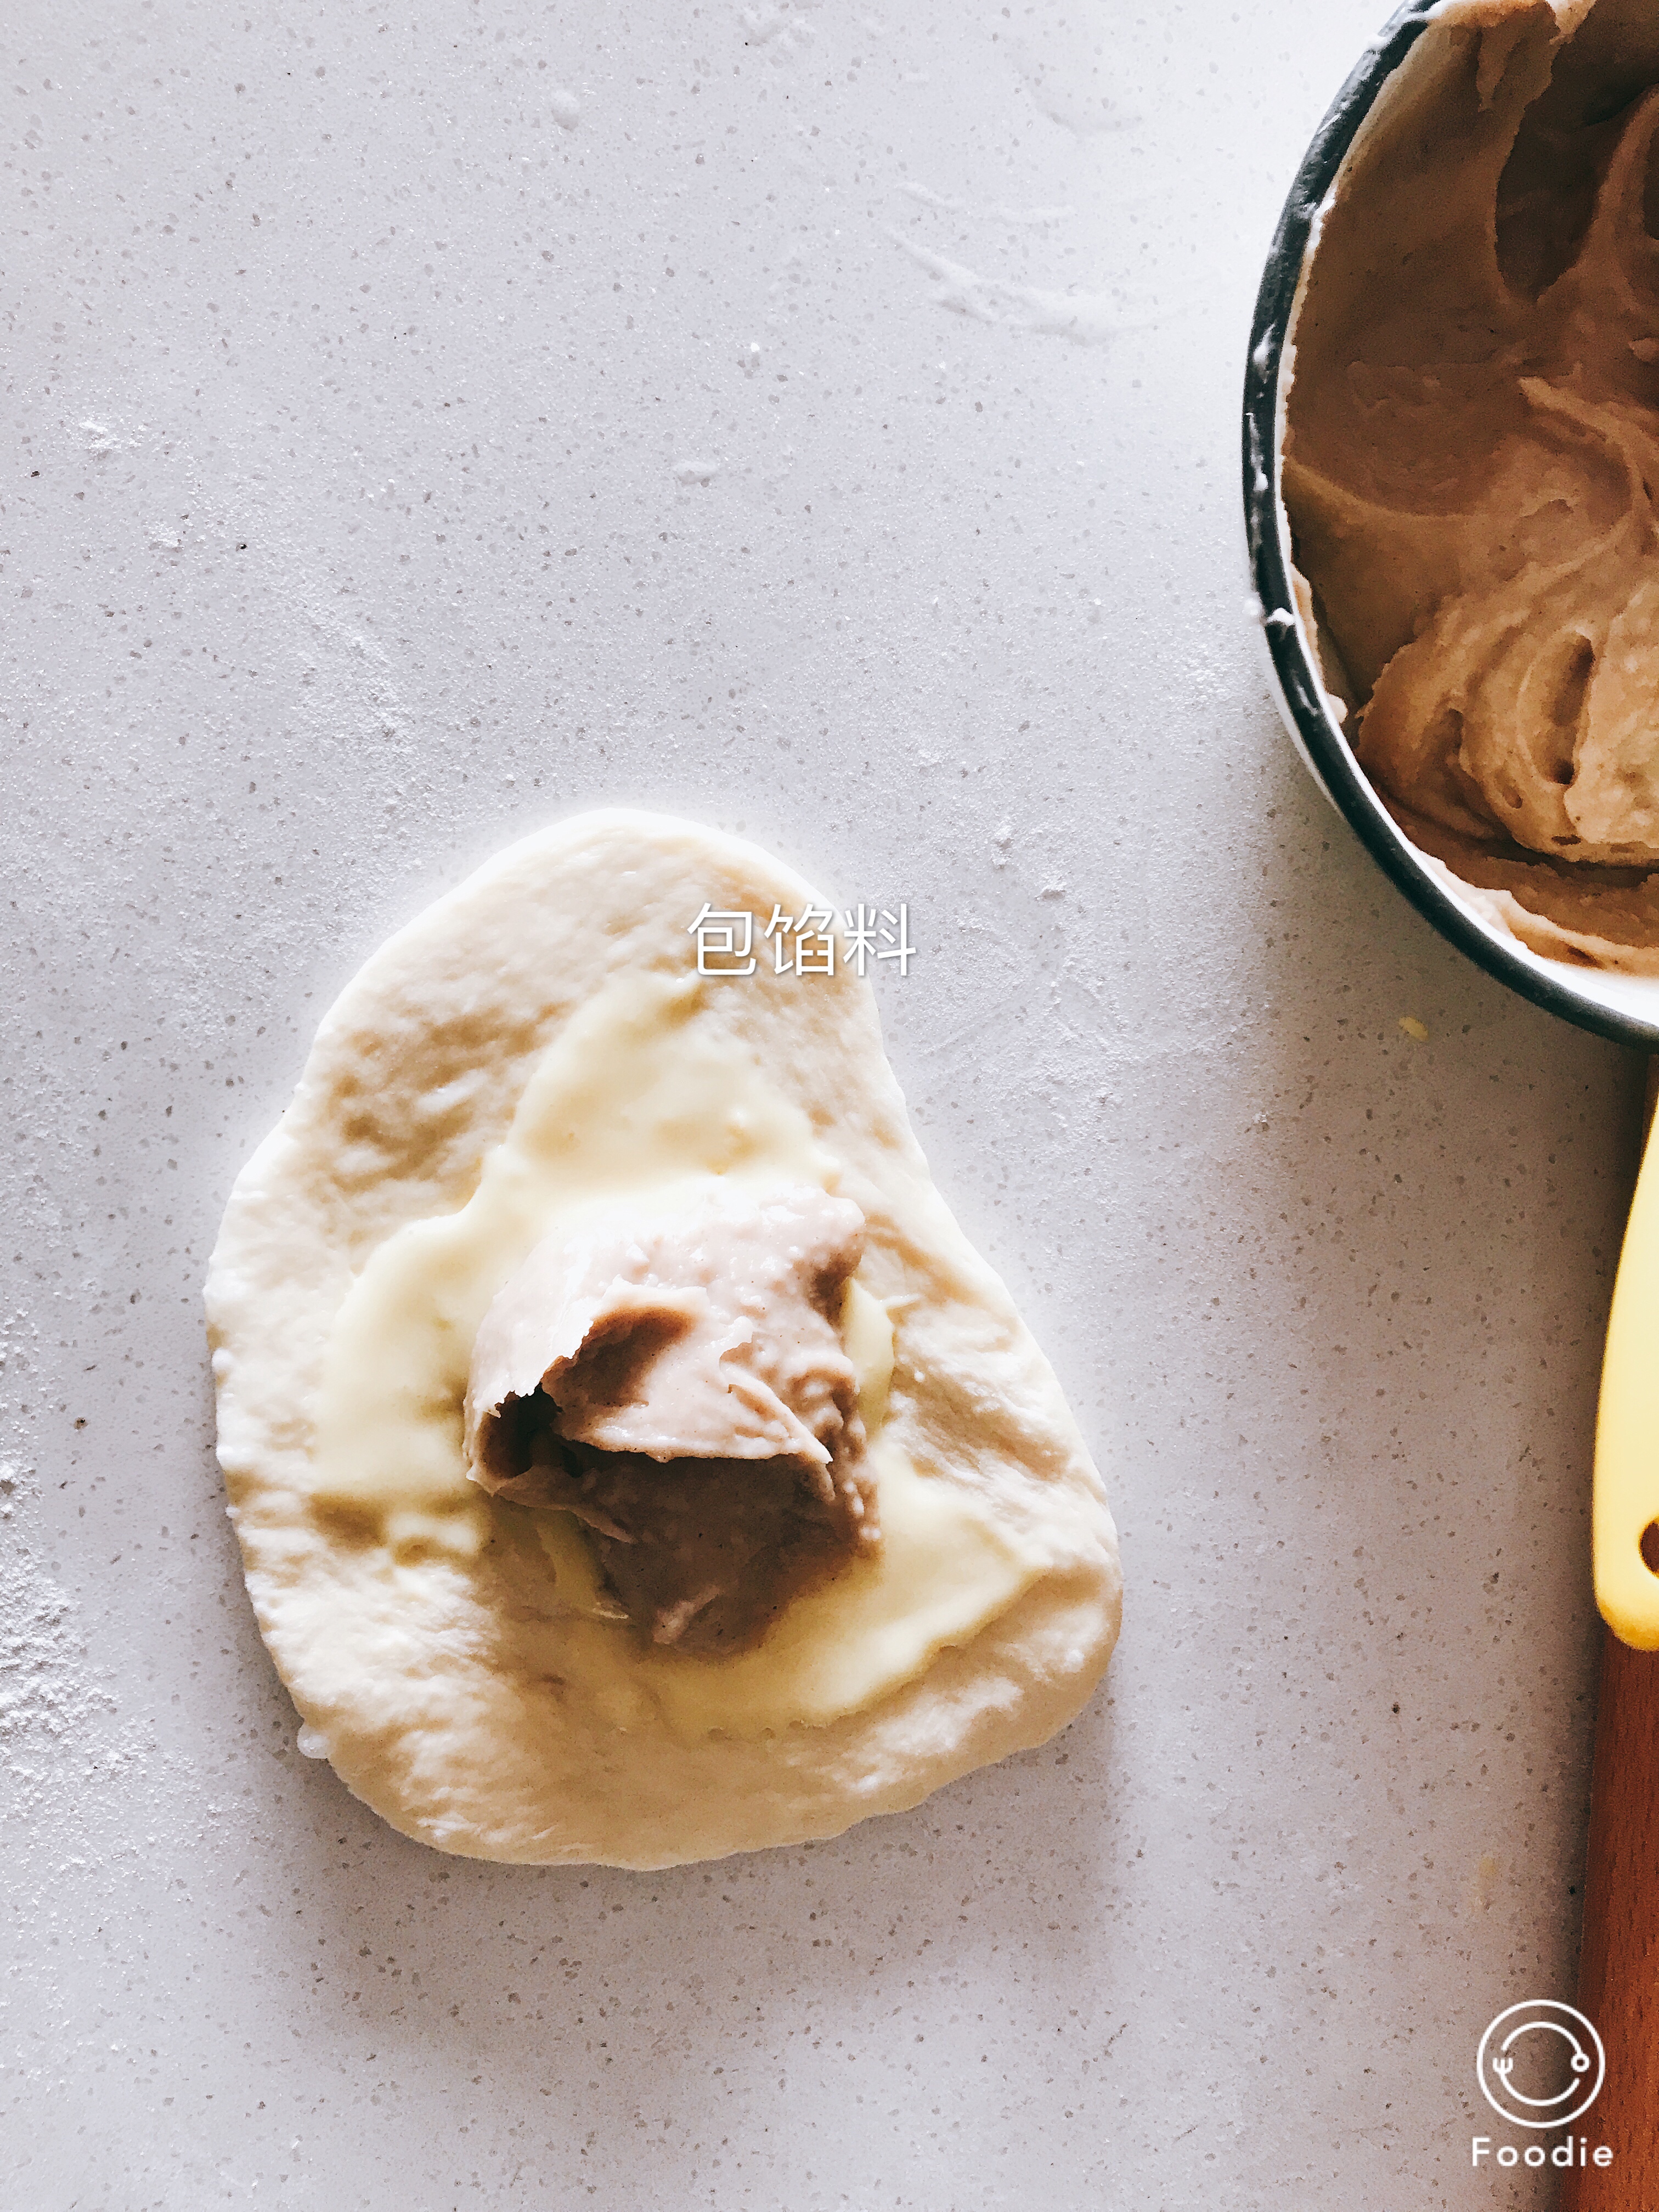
[205,809,1120,1867]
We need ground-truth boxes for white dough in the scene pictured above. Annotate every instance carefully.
[204,809,1121,1867]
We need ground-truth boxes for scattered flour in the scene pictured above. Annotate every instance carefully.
[0,1546,119,1820]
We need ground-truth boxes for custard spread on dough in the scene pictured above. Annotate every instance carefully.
[311,969,1040,1737]
[1285,0,1659,970]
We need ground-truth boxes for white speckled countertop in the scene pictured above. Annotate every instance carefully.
[0,3,1628,2205]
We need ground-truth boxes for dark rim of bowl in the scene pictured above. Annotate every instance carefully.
[1242,0,1659,1053]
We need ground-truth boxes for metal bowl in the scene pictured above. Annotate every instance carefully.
[1242,0,1659,1053]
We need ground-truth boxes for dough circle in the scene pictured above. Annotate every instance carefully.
[205,809,1121,1867]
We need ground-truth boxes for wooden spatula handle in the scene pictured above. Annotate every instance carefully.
[1558,1630,1659,2207]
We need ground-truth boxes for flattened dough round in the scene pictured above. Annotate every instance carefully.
[205,809,1121,1867]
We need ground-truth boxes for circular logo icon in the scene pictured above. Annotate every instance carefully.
[1476,2002,1605,2129]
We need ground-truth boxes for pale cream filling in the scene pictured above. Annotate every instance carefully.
[309,968,1041,1739]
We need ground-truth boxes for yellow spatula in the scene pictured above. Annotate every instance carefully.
[1561,1075,1659,2205]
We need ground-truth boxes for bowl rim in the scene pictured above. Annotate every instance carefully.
[1241,0,1659,1054]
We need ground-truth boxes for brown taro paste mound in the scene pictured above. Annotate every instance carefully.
[464,1182,879,1655]
[1284,0,1659,970]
